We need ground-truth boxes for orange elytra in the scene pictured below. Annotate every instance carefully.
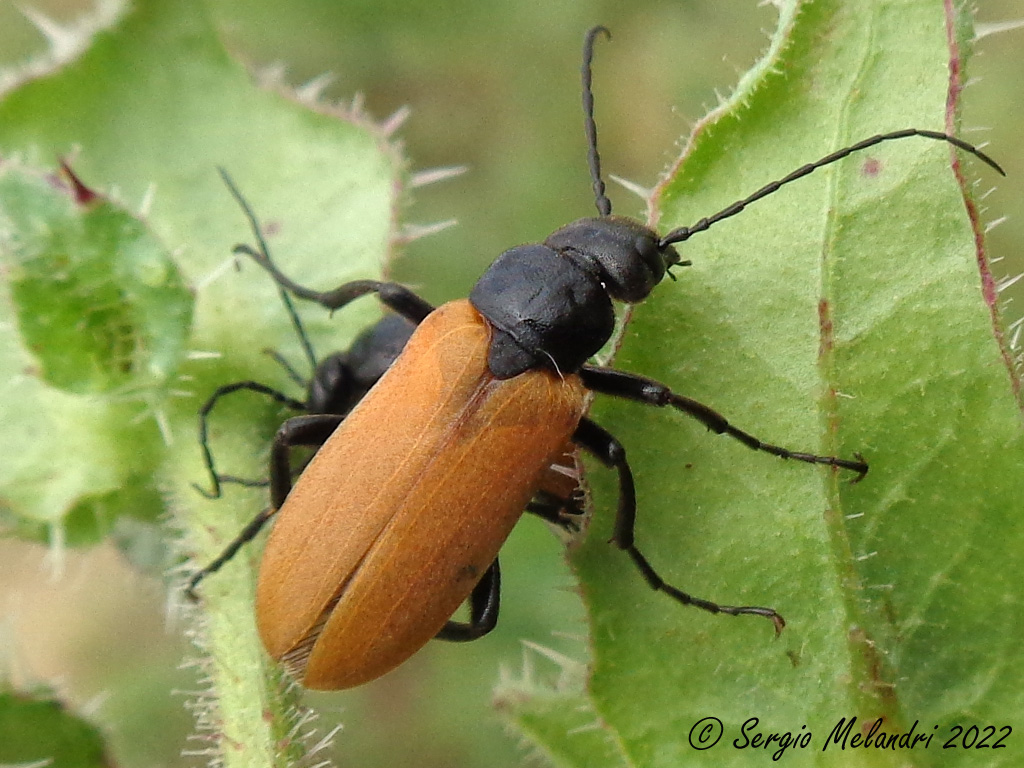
[257,300,585,688]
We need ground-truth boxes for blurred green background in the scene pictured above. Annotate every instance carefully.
[1,1,1020,767]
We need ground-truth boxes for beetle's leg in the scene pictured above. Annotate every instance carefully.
[268,413,345,508]
[220,168,321,374]
[187,412,343,600]
[435,559,501,641]
[525,489,584,533]
[527,449,584,531]
[194,381,307,499]
[572,417,785,634]
[580,366,868,480]
[234,243,435,325]
[185,506,276,601]
[220,169,434,323]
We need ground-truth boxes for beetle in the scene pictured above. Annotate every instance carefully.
[195,26,1003,690]
[188,176,582,599]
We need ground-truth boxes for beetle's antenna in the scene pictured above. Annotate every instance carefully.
[658,129,1005,248]
[583,26,612,217]
[218,168,318,374]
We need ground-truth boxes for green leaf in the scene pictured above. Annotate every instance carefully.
[506,1,1024,766]
[0,687,113,768]
[4,2,1019,767]
[494,649,629,768]
[0,1,405,767]
[0,161,188,545]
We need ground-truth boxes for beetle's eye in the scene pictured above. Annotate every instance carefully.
[634,236,665,280]
[635,235,655,257]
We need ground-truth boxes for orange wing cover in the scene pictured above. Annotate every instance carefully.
[255,299,587,689]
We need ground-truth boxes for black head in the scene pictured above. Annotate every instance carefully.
[469,216,683,380]
[556,28,684,303]
[544,215,683,303]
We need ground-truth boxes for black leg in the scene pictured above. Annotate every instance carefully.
[233,244,435,325]
[580,366,868,480]
[268,413,345,508]
[194,381,307,498]
[435,559,501,642]
[572,417,785,634]
[187,412,344,600]
[219,167,321,374]
[185,506,276,600]
[525,489,585,533]
[219,170,434,327]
